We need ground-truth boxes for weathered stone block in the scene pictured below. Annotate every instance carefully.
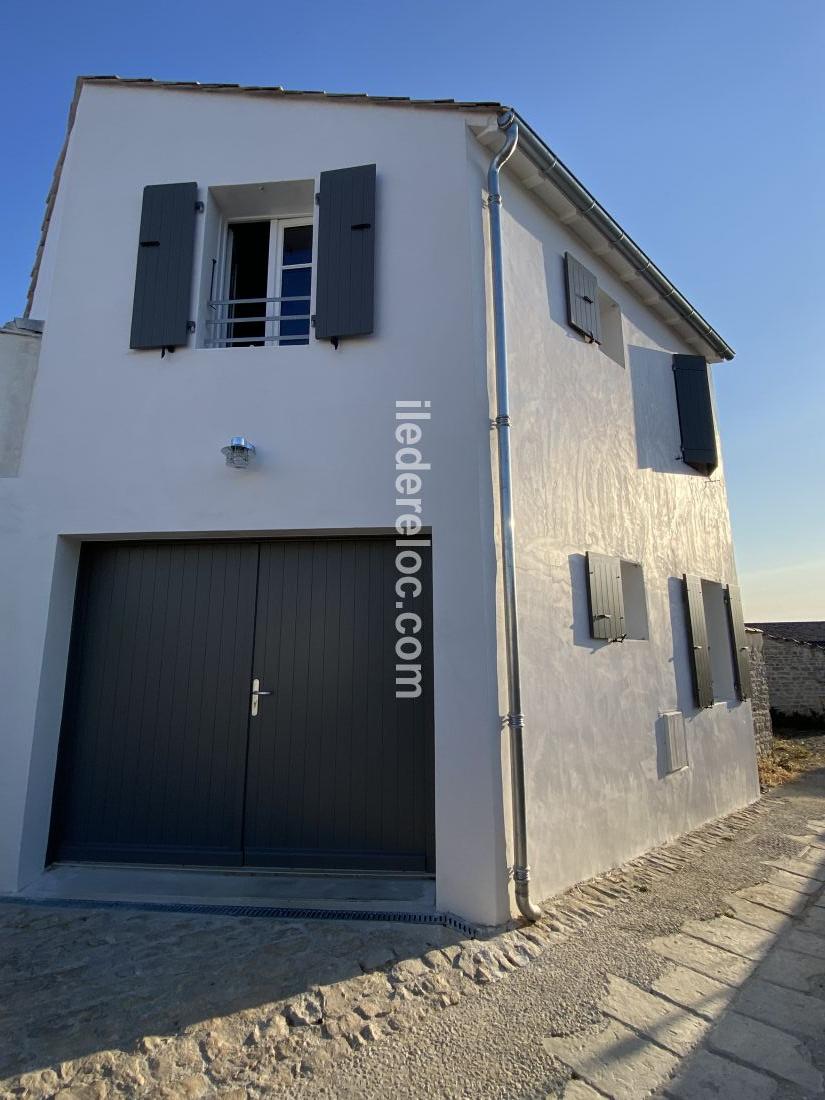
[648,934,756,986]
[767,868,822,895]
[441,944,462,966]
[322,1010,362,1042]
[782,927,825,959]
[354,995,392,1019]
[735,977,825,1040]
[722,894,792,934]
[708,1011,822,1090]
[736,882,807,915]
[543,1020,678,1099]
[651,965,735,1021]
[667,1049,777,1099]
[388,958,429,985]
[769,856,825,881]
[680,917,776,961]
[757,946,825,994]
[799,907,825,935]
[284,993,322,1027]
[562,1080,604,1099]
[602,976,710,1055]
[319,982,350,1018]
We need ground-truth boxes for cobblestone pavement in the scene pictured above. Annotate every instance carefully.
[3,768,825,1098]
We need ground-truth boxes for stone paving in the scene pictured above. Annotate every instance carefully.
[2,791,825,1097]
[543,815,825,1099]
[0,903,550,1097]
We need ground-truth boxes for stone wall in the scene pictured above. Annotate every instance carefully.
[762,633,825,726]
[746,628,773,757]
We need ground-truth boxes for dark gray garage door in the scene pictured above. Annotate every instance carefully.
[49,538,434,873]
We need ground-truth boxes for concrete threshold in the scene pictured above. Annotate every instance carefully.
[14,862,438,915]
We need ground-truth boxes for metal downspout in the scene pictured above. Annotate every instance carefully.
[487,109,542,923]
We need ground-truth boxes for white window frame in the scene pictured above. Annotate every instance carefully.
[269,216,313,346]
[215,213,313,347]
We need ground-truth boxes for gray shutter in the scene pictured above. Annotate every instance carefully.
[130,182,198,350]
[314,164,376,342]
[673,355,718,474]
[586,552,625,641]
[565,252,602,343]
[683,574,713,708]
[725,583,752,700]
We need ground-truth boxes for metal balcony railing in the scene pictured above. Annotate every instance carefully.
[206,296,311,347]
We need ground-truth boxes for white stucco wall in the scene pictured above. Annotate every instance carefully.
[0,85,508,925]
[475,146,759,910]
[0,327,41,477]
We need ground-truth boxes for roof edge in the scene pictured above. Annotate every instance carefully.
[25,76,501,316]
[25,76,85,317]
[510,112,734,361]
[25,77,735,360]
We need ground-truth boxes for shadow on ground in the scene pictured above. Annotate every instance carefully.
[0,904,461,1081]
[544,772,825,1097]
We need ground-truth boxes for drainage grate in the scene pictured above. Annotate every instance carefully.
[0,894,478,938]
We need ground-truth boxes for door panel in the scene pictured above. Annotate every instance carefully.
[50,541,259,865]
[244,538,434,871]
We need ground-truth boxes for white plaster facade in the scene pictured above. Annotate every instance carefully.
[0,80,758,926]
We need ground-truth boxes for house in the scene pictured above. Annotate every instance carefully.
[749,622,825,728]
[0,76,759,927]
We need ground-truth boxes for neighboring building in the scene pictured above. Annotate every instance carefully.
[0,76,759,926]
[750,622,825,646]
[749,623,825,728]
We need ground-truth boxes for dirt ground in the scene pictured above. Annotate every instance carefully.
[758,730,825,789]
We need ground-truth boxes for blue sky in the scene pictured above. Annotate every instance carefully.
[2,0,823,620]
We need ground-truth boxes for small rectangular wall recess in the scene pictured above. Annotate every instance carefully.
[661,710,689,773]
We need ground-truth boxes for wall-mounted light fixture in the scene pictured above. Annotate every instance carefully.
[221,436,256,468]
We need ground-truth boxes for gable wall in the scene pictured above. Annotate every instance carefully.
[0,86,509,924]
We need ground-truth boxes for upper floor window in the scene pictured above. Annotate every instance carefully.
[672,355,718,475]
[564,252,625,368]
[129,166,376,353]
[211,217,313,348]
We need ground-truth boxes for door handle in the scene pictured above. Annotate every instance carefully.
[250,678,274,717]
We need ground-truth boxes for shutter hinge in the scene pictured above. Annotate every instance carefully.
[315,192,320,206]
[187,321,196,334]
[194,200,204,213]
[310,315,316,327]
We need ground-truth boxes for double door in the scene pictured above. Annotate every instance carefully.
[50,537,434,873]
